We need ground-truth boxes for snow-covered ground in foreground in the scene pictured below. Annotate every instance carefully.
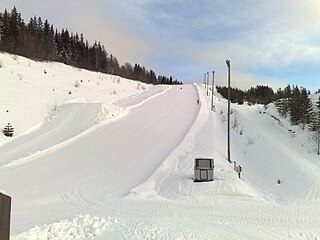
[1,53,320,239]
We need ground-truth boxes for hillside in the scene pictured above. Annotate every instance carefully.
[0,52,152,144]
[0,53,320,239]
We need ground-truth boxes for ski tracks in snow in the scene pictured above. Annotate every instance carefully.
[0,86,169,168]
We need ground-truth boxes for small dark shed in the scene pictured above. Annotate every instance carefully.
[0,192,11,240]
[194,158,214,182]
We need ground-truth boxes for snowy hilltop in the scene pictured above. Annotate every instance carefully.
[0,53,320,239]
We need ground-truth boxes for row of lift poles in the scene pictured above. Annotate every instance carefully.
[203,60,231,164]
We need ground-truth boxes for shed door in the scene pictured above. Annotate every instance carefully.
[200,170,207,180]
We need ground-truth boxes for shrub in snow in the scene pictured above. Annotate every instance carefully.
[246,136,254,146]
[239,126,243,135]
[74,80,80,88]
[3,123,14,137]
[0,59,3,68]
[17,73,23,80]
[232,110,240,131]
[310,131,320,155]
[68,90,72,95]
[47,102,60,120]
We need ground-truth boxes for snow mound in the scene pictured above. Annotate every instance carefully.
[128,84,264,201]
[12,215,117,240]
[94,103,126,125]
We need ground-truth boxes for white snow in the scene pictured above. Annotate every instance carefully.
[12,215,117,240]
[1,52,320,239]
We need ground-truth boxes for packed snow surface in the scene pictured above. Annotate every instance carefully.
[1,53,320,239]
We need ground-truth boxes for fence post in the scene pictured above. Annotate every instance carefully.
[0,192,11,240]
[238,165,242,179]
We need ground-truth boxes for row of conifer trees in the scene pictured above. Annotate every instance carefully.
[217,84,320,154]
[276,86,320,155]
[0,7,182,85]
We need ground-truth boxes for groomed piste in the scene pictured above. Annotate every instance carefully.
[1,53,320,239]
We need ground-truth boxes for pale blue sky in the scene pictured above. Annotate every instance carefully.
[1,0,320,91]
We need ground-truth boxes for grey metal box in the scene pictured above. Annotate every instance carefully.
[194,158,214,182]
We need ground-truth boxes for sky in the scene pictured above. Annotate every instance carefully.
[1,0,320,91]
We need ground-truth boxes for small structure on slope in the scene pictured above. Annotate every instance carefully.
[0,192,11,240]
[194,158,214,182]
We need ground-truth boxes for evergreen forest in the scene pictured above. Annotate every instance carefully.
[217,84,320,149]
[0,7,182,85]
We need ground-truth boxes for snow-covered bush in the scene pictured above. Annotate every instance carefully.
[17,73,23,80]
[47,102,60,120]
[246,136,254,146]
[232,110,240,131]
[310,131,320,155]
[74,80,80,88]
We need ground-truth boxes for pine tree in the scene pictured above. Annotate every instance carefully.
[0,9,10,51]
[3,123,14,137]
[289,86,301,125]
[275,98,290,118]
[299,87,313,129]
[310,96,320,154]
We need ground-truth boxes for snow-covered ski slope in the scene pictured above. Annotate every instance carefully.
[1,53,320,239]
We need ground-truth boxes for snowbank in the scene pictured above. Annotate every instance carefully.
[12,215,117,240]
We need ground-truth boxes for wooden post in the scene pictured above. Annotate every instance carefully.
[0,192,11,240]
[238,165,242,179]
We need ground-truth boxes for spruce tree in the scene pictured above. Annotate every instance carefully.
[299,87,313,129]
[3,123,14,137]
[310,96,320,154]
